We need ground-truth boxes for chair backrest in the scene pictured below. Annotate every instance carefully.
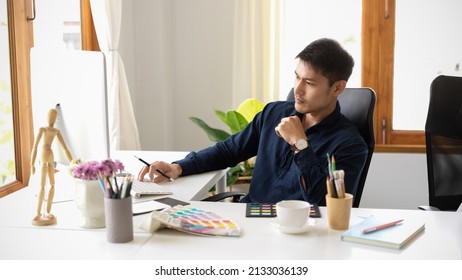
[286,87,376,207]
[425,75,462,211]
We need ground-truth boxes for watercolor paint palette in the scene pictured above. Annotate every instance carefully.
[246,203,321,218]
[152,205,241,237]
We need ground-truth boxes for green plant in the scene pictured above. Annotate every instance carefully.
[189,98,264,186]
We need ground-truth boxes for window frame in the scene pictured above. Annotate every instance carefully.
[80,0,100,51]
[0,0,34,198]
[362,0,425,153]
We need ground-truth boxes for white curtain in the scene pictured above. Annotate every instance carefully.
[232,0,283,107]
[89,0,141,151]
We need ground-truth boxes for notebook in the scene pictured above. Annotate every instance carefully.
[130,181,173,198]
[132,197,190,216]
[341,215,425,250]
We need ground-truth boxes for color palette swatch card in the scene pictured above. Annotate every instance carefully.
[246,203,321,218]
[152,205,241,237]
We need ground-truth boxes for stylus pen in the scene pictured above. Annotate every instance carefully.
[362,219,404,234]
[134,156,175,182]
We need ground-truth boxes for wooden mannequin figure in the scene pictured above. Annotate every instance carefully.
[30,108,74,226]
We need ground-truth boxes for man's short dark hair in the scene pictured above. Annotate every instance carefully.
[296,38,354,86]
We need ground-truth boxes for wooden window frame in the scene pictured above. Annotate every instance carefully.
[0,0,34,197]
[80,0,100,51]
[362,0,425,153]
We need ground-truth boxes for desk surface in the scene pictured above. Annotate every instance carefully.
[1,150,461,260]
[1,187,461,260]
[137,203,462,260]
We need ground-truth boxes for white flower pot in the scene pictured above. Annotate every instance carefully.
[74,179,105,228]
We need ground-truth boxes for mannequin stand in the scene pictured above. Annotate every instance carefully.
[32,215,57,226]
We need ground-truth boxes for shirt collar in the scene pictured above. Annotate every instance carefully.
[291,101,342,133]
[291,101,341,130]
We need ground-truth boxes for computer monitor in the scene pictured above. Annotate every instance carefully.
[30,48,109,201]
[30,48,109,163]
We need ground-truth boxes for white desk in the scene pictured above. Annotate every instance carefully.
[1,188,461,260]
[0,151,461,260]
[133,202,462,260]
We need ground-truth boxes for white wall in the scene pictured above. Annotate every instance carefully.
[119,0,430,210]
[361,153,428,210]
[120,0,234,151]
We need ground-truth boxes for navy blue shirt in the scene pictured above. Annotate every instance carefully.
[175,101,368,206]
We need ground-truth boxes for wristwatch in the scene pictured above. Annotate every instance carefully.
[292,138,309,153]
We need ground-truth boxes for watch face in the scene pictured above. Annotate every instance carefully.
[296,139,308,150]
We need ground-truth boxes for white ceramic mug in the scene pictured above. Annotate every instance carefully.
[276,200,310,228]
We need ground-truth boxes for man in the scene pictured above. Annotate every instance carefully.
[138,38,368,205]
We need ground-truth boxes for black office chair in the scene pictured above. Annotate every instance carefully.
[204,87,376,208]
[419,75,462,211]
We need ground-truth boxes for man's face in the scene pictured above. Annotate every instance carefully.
[293,60,340,118]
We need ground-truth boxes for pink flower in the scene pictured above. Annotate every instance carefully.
[71,159,125,181]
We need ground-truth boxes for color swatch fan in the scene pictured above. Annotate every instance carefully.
[151,205,241,237]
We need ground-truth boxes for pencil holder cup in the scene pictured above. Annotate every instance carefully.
[104,196,133,243]
[325,193,353,230]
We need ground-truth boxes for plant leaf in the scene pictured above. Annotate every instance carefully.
[215,110,226,124]
[222,110,248,134]
[236,98,264,122]
[189,117,231,142]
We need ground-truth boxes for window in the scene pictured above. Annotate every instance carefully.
[393,0,462,131]
[363,0,462,152]
[0,0,15,187]
[0,0,34,197]
[0,0,96,197]
[33,0,82,49]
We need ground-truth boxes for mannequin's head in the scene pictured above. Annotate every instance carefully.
[47,108,57,127]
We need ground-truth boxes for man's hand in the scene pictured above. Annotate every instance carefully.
[275,116,306,145]
[137,161,182,183]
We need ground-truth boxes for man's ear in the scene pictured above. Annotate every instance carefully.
[332,80,347,97]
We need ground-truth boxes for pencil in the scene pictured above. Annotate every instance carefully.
[134,155,150,166]
[326,153,333,178]
[155,169,175,182]
[326,176,338,198]
[326,177,332,197]
[134,155,175,182]
[331,154,336,172]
